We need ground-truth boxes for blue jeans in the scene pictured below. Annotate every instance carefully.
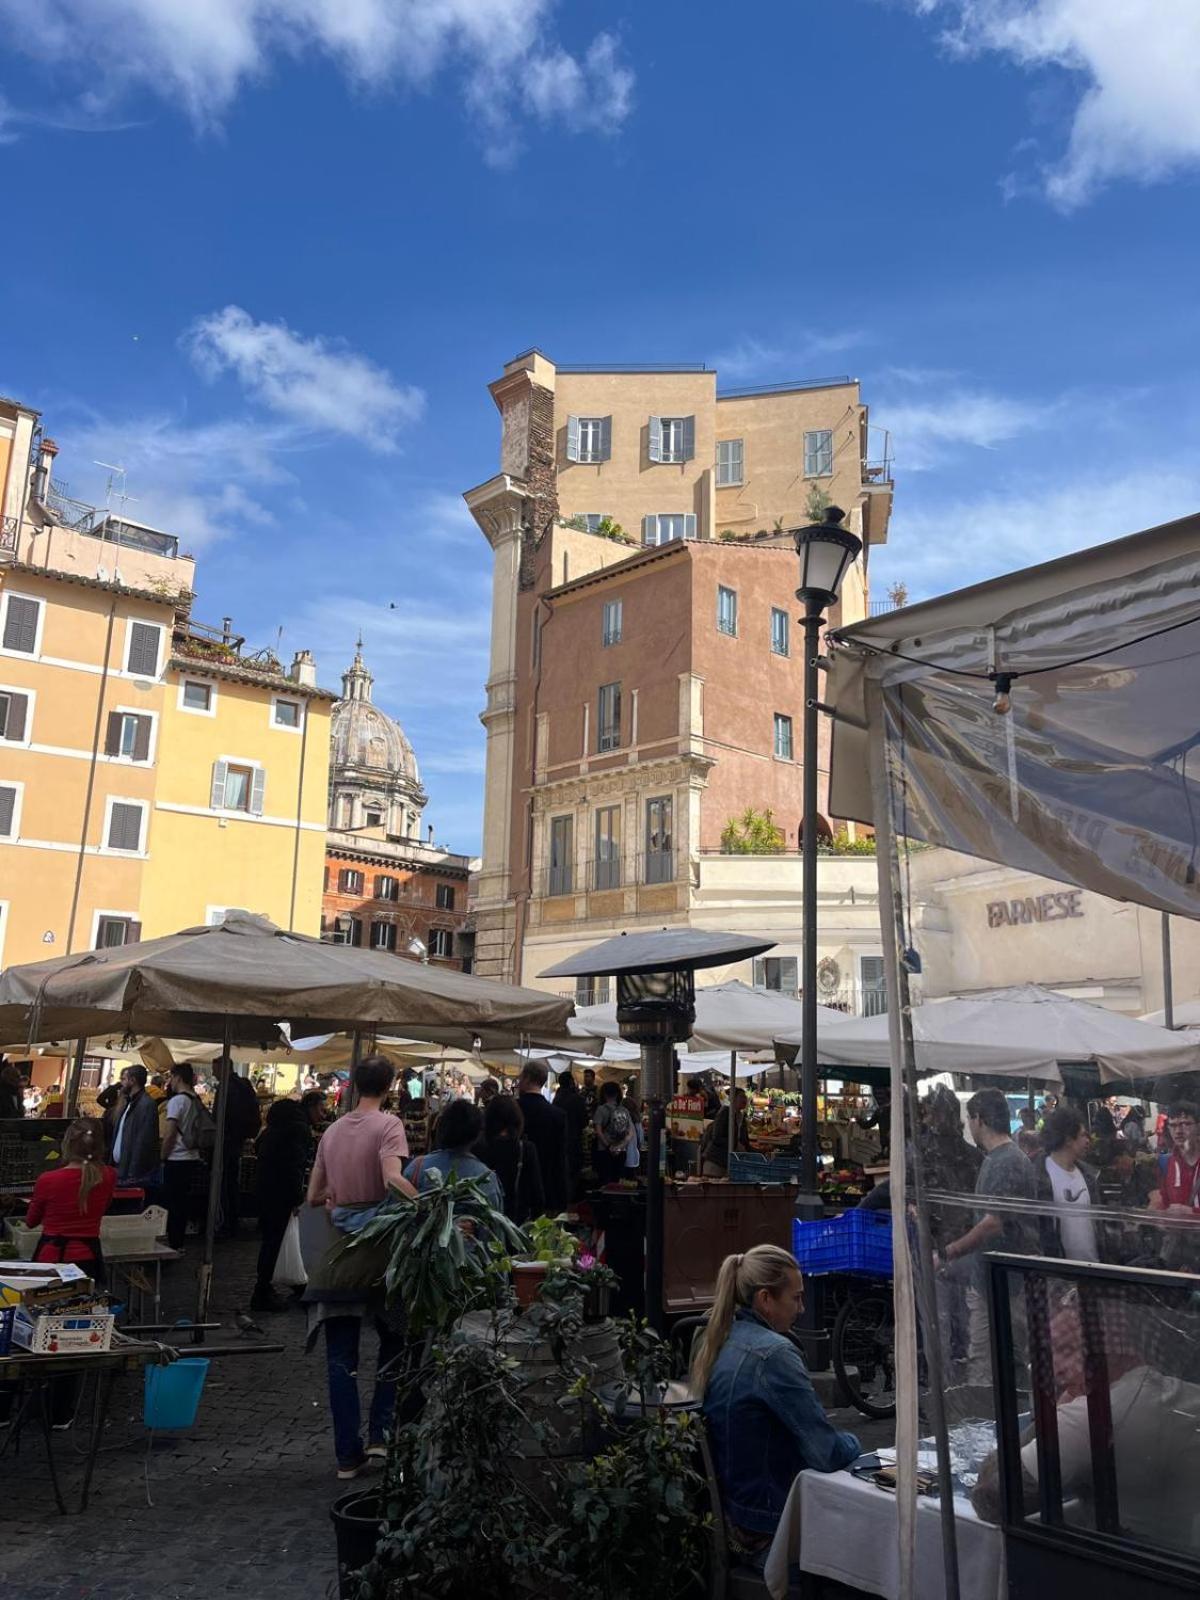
[323,1315,405,1469]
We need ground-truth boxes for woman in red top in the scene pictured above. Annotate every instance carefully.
[26,1118,116,1285]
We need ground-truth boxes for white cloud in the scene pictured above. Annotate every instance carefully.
[713,331,867,384]
[186,306,424,452]
[910,0,1200,207]
[873,464,1200,598]
[0,0,634,157]
[874,387,1049,469]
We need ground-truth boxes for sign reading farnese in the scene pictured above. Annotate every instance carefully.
[987,890,1084,929]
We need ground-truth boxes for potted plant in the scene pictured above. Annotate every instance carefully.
[510,1213,577,1308]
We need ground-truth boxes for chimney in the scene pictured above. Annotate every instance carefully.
[221,617,233,645]
[427,824,434,845]
[290,649,317,688]
[33,436,58,505]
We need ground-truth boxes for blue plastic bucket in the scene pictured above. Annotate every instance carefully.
[144,1358,210,1429]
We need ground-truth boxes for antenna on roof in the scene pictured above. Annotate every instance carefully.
[94,461,138,550]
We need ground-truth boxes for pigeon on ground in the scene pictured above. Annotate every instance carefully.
[234,1308,266,1338]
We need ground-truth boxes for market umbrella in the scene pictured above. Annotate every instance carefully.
[569,978,849,1052]
[0,913,576,1324]
[1141,1001,1200,1028]
[774,983,1200,1086]
[0,912,575,1049]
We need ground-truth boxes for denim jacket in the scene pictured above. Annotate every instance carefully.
[702,1307,861,1535]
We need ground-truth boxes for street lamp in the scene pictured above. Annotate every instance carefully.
[792,506,862,1210]
[542,928,774,1330]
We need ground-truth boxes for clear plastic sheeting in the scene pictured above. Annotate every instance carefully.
[829,527,1200,920]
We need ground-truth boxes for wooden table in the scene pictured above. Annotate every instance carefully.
[0,1339,160,1514]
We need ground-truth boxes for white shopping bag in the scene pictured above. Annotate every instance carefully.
[271,1213,308,1287]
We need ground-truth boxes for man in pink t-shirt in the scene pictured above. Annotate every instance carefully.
[305,1055,418,1481]
[307,1057,416,1217]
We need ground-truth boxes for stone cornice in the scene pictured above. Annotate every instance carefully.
[526,751,715,810]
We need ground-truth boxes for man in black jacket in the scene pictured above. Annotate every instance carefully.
[518,1063,568,1216]
[0,1059,25,1120]
[112,1065,162,1190]
[553,1069,590,1200]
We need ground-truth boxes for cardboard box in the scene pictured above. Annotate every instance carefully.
[0,1263,94,1312]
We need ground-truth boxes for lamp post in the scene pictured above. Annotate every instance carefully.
[791,506,862,1208]
[541,929,773,1332]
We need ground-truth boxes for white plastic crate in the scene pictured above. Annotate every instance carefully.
[14,1307,115,1354]
[100,1206,167,1253]
[4,1220,42,1260]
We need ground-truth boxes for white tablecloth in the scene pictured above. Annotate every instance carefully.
[763,1468,1005,1600]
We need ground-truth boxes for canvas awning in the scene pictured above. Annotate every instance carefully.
[569,979,849,1052]
[0,911,575,1050]
[827,512,1200,921]
[774,983,1200,1085]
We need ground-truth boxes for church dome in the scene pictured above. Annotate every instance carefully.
[328,645,426,836]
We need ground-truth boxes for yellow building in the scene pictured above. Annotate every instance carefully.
[0,397,333,970]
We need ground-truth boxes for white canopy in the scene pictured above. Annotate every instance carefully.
[775,983,1200,1085]
[1141,1001,1200,1029]
[569,979,850,1053]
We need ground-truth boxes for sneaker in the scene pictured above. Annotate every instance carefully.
[337,1458,368,1480]
[366,1443,387,1462]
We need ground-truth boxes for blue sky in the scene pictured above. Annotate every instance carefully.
[2,0,1198,855]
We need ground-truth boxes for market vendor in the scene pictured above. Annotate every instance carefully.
[693,1244,861,1570]
[25,1117,116,1286]
[700,1088,751,1178]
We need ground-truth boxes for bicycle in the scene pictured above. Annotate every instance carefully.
[831,1276,897,1419]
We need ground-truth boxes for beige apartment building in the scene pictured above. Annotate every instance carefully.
[464,350,894,1000]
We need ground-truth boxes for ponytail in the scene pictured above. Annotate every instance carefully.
[689,1243,801,1395]
[62,1117,106,1209]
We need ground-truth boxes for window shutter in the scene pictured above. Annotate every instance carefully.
[133,716,152,762]
[3,595,38,653]
[104,711,123,756]
[4,692,28,743]
[643,514,658,545]
[127,920,142,945]
[599,415,612,461]
[681,416,696,462]
[250,766,267,816]
[127,622,160,676]
[109,802,141,851]
[210,759,228,810]
[566,414,581,462]
[683,513,697,540]
[0,786,14,836]
[648,416,663,463]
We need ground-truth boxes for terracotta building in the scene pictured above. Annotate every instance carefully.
[463,350,894,1001]
[321,647,472,966]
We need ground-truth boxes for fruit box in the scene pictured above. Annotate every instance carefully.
[13,1306,115,1354]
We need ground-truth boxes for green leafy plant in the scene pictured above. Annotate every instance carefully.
[817,826,877,856]
[718,528,739,542]
[805,483,832,522]
[720,805,785,855]
[524,1213,578,1263]
[337,1171,529,1335]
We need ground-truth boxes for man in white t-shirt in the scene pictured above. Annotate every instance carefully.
[161,1062,208,1251]
[1032,1106,1100,1261]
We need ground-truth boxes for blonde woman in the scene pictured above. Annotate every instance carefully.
[691,1245,861,1567]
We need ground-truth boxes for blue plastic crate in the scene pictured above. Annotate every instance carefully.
[792,1209,893,1278]
[0,1303,13,1356]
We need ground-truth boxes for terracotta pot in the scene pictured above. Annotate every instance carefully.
[511,1261,549,1308]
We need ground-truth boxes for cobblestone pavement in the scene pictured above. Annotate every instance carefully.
[1,1234,896,1600]
[1,1235,349,1600]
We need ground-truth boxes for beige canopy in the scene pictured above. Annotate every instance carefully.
[0,911,575,1050]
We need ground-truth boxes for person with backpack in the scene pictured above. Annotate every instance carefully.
[593,1082,635,1186]
[161,1062,215,1251]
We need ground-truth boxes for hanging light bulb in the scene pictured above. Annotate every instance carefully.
[991,672,1014,715]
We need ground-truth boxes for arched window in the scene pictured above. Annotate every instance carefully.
[798,813,834,845]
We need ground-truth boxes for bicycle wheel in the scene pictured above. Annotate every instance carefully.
[832,1285,897,1419]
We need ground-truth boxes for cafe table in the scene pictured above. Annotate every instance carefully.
[763,1463,1005,1600]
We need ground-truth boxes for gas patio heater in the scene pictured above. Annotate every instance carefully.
[542,928,774,1331]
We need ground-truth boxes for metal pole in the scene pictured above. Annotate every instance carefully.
[641,1040,672,1334]
[799,598,824,1207]
[1162,912,1175,1029]
[869,683,960,1600]
[727,1049,737,1171]
[64,1037,87,1119]
[196,1017,234,1331]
